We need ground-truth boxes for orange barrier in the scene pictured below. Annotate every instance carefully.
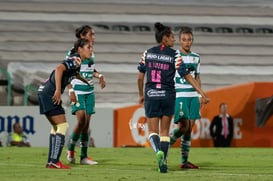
[113,82,273,147]
[114,104,147,147]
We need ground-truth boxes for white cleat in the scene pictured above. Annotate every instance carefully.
[80,157,98,165]
[67,151,76,164]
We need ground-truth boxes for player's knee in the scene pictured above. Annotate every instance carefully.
[56,122,69,135]
[178,126,189,135]
[50,125,57,134]
[78,121,85,128]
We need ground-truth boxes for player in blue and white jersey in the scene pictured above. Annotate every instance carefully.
[137,22,209,173]
[38,39,92,169]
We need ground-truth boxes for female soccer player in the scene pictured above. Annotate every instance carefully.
[66,25,106,165]
[137,22,209,173]
[38,38,92,169]
[169,27,204,169]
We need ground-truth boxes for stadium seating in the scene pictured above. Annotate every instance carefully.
[0,1,273,106]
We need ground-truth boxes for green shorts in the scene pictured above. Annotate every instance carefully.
[174,96,200,123]
[71,93,95,115]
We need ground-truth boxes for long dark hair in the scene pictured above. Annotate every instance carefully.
[70,38,90,57]
[154,22,172,43]
[74,38,89,50]
[75,25,93,39]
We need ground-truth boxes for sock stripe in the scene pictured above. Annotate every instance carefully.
[148,133,160,153]
[148,133,159,140]
[160,136,170,142]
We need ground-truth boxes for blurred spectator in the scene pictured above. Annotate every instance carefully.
[9,122,31,147]
[209,103,234,147]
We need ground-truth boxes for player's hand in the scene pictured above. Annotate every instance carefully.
[199,97,205,108]
[52,90,62,105]
[139,96,144,105]
[201,96,210,104]
[99,75,106,89]
[69,92,77,104]
[72,56,81,68]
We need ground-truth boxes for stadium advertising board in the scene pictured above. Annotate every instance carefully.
[0,106,113,147]
[114,82,273,147]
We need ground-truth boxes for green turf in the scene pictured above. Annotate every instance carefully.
[0,147,273,181]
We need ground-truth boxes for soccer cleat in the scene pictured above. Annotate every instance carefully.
[158,164,168,173]
[45,162,51,168]
[156,151,164,167]
[187,162,199,169]
[180,161,199,169]
[67,150,76,164]
[80,157,98,165]
[47,161,71,169]
[156,151,167,173]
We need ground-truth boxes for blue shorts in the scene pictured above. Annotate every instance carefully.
[38,93,65,116]
[144,99,175,118]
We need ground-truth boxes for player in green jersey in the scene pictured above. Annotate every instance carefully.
[66,25,106,165]
[170,27,208,169]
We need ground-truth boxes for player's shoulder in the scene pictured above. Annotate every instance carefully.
[148,45,175,51]
[175,49,181,54]
[63,57,78,69]
[190,51,200,57]
[147,45,159,52]
[65,47,75,58]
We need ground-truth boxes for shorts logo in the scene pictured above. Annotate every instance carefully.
[179,110,184,117]
[147,89,166,97]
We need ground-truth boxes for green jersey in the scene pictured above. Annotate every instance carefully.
[66,50,95,94]
[175,50,200,98]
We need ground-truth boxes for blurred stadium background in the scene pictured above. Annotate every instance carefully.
[0,0,273,107]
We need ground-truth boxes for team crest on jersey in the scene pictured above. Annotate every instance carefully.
[179,78,186,84]
[193,57,199,64]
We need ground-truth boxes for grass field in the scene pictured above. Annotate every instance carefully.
[0,147,273,181]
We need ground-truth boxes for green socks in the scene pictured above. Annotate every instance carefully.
[68,132,80,151]
[181,135,191,164]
